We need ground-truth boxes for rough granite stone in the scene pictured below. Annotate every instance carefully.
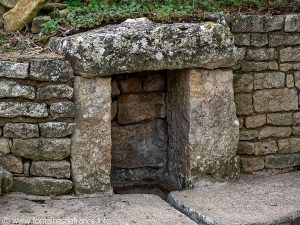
[31,16,51,34]
[0,138,10,156]
[267,113,293,126]
[0,81,35,99]
[0,102,48,118]
[247,48,278,61]
[286,74,294,88]
[37,84,74,99]
[241,61,268,72]
[254,72,285,90]
[285,15,300,32]
[111,80,120,98]
[112,120,167,169]
[3,123,39,139]
[280,47,300,62]
[0,0,18,8]
[72,76,111,194]
[278,138,300,154]
[30,59,73,82]
[237,141,255,155]
[253,141,278,156]
[30,161,71,179]
[50,101,75,119]
[265,153,300,169]
[251,33,268,47]
[167,69,239,189]
[240,157,265,172]
[239,130,258,141]
[119,77,142,93]
[245,114,266,128]
[234,34,250,46]
[294,112,300,125]
[0,154,23,174]
[268,62,278,70]
[12,138,71,161]
[0,167,13,194]
[253,88,298,113]
[269,34,300,47]
[258,126,292,139]
[234,93,253,116]
[39,122,75,138]
[49,19,239,77]
[13,177,72,196]
[0,61,29,79]
[233,73,253,93]
[280,63,294,72]
[118,93,166,124]
[143,73,166,92]
[111,101,118,121]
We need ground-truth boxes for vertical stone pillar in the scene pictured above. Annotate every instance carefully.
[167,69,240,190]
[72,76,111,194]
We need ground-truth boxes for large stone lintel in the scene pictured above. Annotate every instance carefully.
[49,18,239,77]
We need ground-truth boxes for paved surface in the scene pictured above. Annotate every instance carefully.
[0,194,196,225]
[167,172,300,225]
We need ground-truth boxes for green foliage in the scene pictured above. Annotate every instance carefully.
[41,19,61,34]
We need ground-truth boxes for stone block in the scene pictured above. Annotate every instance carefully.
[31,16,51,34]
[234,34,250,46]
[30,161,70,178]
[240,157,265,172]
[3,123,39,139]
[239,130,258,141]
[111,80,120,98]
[111,101,118,121]
[268,62,278,70]
[12,138,71,161]
[39,122,75,138]
[23,162,30,177]
[294,63,300,70]
[72,76,111,194]
[296,80,300,90]
[253,88,298,113]
[50,101,75,119]
[280,63,293,72]
[265,153,300,169]
[30,59,73,82]
[253,140,278,156]
[37,84,74,99]
[0,167,13,193]
[0,102,48,118]
[258,126,292,139]
[112,120,167,169]
[118,93,166,124]
[233,73,253,93]
[251,33,268,47]
[269,34,300,47]
[0,154,23,174]
[234,93,253,116]
[254,72,285,90]
[0,61,28,79]
[285,15,300,32]
[143,73,166,92]
[238,118,244,129]
[0,0,18,8]
[0,138,10,156]
[13,177,72,196]
[293,126,300,135]
[294,112,300,125]
[241,61,268,72]
[296,71,300,81]
[231,15,284,32]
[237,141,254,155]
[245,114,266,128]
[267,113,293,126]
[278,138,300,154]
[0,81,35,99]
[247,48,278,61]
[119,77,142,93]
[280,47,300,62]
[286,74,294,88]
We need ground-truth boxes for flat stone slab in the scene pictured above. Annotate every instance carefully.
[0,194,196,225]
[167,172,300,225]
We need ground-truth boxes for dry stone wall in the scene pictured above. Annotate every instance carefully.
[230,14,300,174]
[0,57,75,195]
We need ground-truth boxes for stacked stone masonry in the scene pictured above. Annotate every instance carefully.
[231,14,300,174]
[0,58,75,195]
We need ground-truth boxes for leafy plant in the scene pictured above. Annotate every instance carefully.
[41,19,61,34]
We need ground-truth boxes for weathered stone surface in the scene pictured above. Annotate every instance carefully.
[231,15,284,33]
[50,101,75,119]
[251,33,268,47]
[72,76,111,194]
[268,62,278,70]
[31,16,51,34]
[0,167,13,193]
[280,63,293,72]
[247,48,278,61]
[294,63,300,70]
[49,19,239,77]
[278,138,300,154]
[37,84,73,99]
[167,69,239,189]
[285,15,300,32]
[112,120,167,169]
[233,73,253,92]
[241,157,265,172]
[295,80,300,90]
[0,5,5,16]
[30,59,73,82]
[280,47,300,62]
[3,123,39,139]
[0,154,23,174]
[0,81,35,99]
[234,93,253,115]
[0,61,28,79]
[3,0,47,32]
[0,138,10,156]
[293,126,300,135]
[253,88,298,113]
[241,61,268,72]
[12,138,71,160]
[13,177,72,196]
[269,34,300,47]
[0,0,17,8]
[245,114,266,128]
[39,122,75,138]
[239,130,258,141]
[267,113,293,126]
[254,72,285,90]
[0,102,48,118]
[30,161,70,179]
[294,112,300,125]
[265,153,300,169]
[234,33,250,46]
[143,73,166,92]
[111,101,118,121]
[296,71,300,81]
[286,74,294,87]
[23,162,30,177]
[118,93,166,124]
[258,126,292,139]
[254,141,278,156]
[119,77,142,93]
[111,80,120,98]
[41,3,67,11]
[238,118,244,129]
[237,141,254,155]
